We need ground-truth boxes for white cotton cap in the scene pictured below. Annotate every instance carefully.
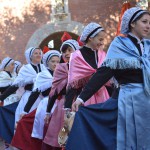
[14,61,22,73]
[80,22,104,43]
[42,50,60,67]
[60,39,80,52]
[121,7,147,34]
[0,57,14,70]
[25,47,42,64]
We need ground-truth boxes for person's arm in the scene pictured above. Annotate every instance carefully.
[44,91,59,124]
[42,88,51,97]
[45,87,66,125]
[46,91,59,113]
[64,87,82,109]
[105,85,114,97]
[23,90,40,113]
[23,87,51,113]
[0,85,19,101]
[0,86,10,94]
[79,67,114,101]
[72,67,114,111]
[46,87,66,113]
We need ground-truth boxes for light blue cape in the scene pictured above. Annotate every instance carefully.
[102,36,150,95]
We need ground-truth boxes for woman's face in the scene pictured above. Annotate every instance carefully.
[88,31,105,51]
[31,49,42,64]
[131,14,150,39]
[5,61,15,73]
[48,56,60,71]
[62,47,74,62]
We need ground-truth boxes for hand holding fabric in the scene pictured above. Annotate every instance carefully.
[72,98,84,112]
[19,113,26,120]
[44,113,51,124]
[0,100,3,106]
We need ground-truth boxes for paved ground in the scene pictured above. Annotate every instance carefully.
[0,139,5,150]
[0,140,17,150]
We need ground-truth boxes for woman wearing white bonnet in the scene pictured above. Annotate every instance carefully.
[64,22,110,110]
[22,50,61,116]
[43,39,79,149]
[60,39,80,62]
[44,40,80,121]
[14,61,22,74]
[0,57,16,101]
[0,57,21,106]
[10,50,61,149]
[43,50,61,69]
[0,57,17,149]
[0,47,46,141]
[14,47,47,123]
[80,22,104,44]
[60,39,80,51]
[67,7,150,150]
[30,50,61,140]
[62,22,111,149]
[0,57,15,71]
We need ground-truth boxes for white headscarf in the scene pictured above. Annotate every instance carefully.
[25,47,42,64]
[43,50,61,68]
[0,57,14,70]
[32,70,53,92]
[80,22,104,43]
[14,61,22,73]
[12,48,45,87]
[121,7,148,34]
[60,39,80,52]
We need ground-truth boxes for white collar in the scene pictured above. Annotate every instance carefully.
[128,32,144,44]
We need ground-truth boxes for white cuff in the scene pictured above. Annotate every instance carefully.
[63,108,71,111]
[76,97,84,104]
[22,111,28,115]
[45,112,51,115]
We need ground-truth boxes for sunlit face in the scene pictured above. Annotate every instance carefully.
[62,46,74,62]
[5,61,15,73]
[48,56,60,71]
[88,31,105,51]
[131,14,150,39]
[31,49,42,64]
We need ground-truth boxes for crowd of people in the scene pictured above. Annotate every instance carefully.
[0,6,150,150]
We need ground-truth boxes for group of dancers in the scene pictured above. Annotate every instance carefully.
[0,6,150,150]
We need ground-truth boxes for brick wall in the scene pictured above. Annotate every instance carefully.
[0,0,51,62]
[0,0,136,63]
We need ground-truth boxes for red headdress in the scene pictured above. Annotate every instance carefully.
[61,32,72,42]
[42,46,50,54]
[77,36,84,46]
[116,1,131,36]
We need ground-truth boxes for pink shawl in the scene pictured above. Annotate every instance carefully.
[67,49,109,105]
[49,63,68,97]
[44,63,68,147]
